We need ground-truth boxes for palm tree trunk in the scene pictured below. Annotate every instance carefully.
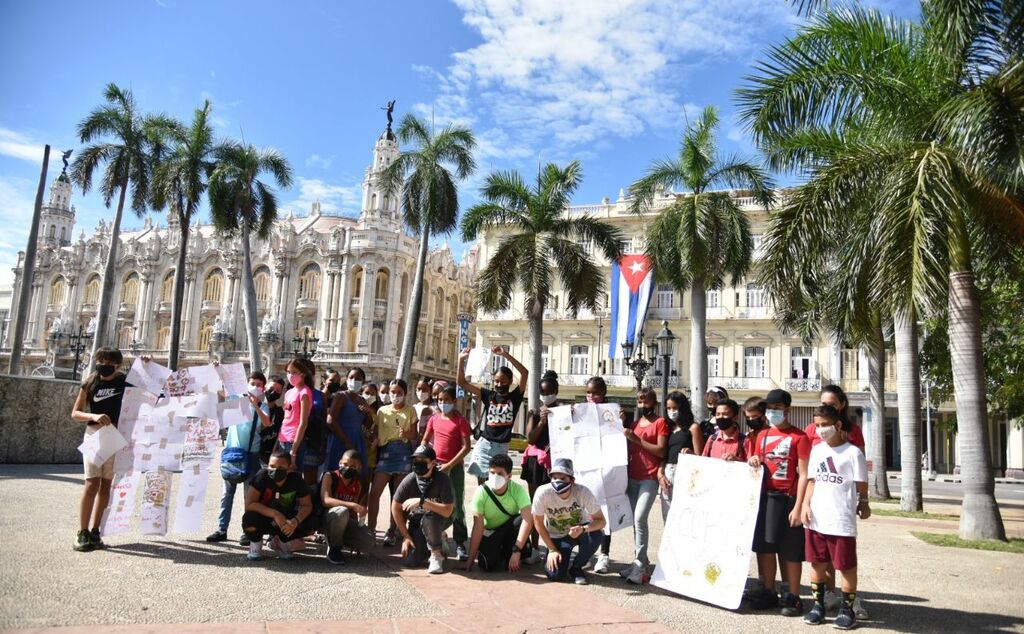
[168,213,189,370]
[87,179,128,373]
[528,299,543,414]
[240,220,262,373]
[894,313,923,511]
[396,227,430,382]
[949,270,1006,540]
[689,278,707,424]
[866,324,891,499]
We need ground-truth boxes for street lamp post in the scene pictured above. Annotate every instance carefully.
[655,320,677,417]
[68,325,93,382]
[596,314,606,376]
[621,333,656,392]
[291,327,319,360]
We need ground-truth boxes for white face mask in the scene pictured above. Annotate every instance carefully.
[417,390,431,403]
[766,409,785,426]
[487,473,508,490]
[247,385,264,400]
[392,394,405,407]
[818,424,839,441]
[541,393,557,406]
[380,392,390,404]
[666,408,679,421]
[363,393,377,405]
[347,379,363,392]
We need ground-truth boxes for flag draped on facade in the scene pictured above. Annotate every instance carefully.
[608,254,654,359]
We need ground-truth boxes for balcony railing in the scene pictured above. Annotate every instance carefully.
[708,376,775,391]
[295,297,318,312]
[706,306,733,320]
[736,306,770,319]
[156,301,172,314]
[785,378,822,392]
[350,298,362,313]
[200,299,221,312]
[118,302,136,316]
[645,375,681,389]
[46,303,63,314]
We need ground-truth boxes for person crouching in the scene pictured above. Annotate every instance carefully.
[392,445,455,574]
[241,451,317,560]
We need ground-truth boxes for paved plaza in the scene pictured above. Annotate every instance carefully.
[1,463,1022,633]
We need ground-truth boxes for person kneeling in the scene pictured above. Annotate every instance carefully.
[242,451,318,560]
[392,445,454,574]
[532,458,606,585]
[465,453,534,573]
[321,449,376,564]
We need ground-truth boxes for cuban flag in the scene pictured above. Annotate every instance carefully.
[608,254,655,359]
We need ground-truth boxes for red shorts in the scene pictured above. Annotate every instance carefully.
[805,529,857,571]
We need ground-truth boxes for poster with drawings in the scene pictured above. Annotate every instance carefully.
[101,472,140,536]
[215,362,248,397]
[139,470,172,535]
[172,464,210,533]
[180,417,220,467]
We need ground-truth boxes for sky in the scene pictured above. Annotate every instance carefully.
[0,0,918,289]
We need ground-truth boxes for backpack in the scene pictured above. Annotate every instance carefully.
[220,407,260,484]
[304,388,329,450]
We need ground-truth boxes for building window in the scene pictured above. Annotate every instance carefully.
[791,346,813,379]
[298,264,320,301]
[371,329,384,354]
[541,344,550,371]
[375,270,390,301]
[746,283,764,307]
[841,348,858,379]
[570,345,590,376]
[48,277,67,306]
[490,344,511,374]
[706,289,720,308]
[83,276,100,306]
[202,269,223,302]
[744,346,766,378]
[752,233,763,256]
[161,272,174,302]
[122,274,140,306]
[118,326,134,349]
[198,321,213,350]
[156,326,170,351]
[656,284,675,308]
[254,268,271,302]
[707,346,721,377]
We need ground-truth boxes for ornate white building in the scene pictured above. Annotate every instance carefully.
[2,127,479,383]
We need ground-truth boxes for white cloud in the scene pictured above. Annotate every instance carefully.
[283,177,362,217]
[0,128,64,164]
[305,154,333,170]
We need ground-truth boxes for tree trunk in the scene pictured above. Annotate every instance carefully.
[396,227,430,382]
[7,144,48,375]
[87,179,129,374]
[168,212,189,370]
[949,270,1006,540]
[894,313,923,511]
[866,324,891,499]
[240,220,262,373]
[528,299,543,414]
[689,278,707,424]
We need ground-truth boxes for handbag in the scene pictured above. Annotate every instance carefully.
[221,407,260,484]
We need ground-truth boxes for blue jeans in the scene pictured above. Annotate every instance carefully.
[218,478,249,533]
[546,531,602,581]
[627,478,660,566]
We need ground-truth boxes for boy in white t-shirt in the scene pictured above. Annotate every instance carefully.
[800,405,870,630]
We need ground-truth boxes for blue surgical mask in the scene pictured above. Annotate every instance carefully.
[766,409,785,426]
[440,402,455,415]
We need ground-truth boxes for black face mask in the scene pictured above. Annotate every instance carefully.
[494,384,509,396]
[327,383,342,394]
[268,468,287,482]
[265,391,280,402]
[745,416,765,431]
[638,407,655,419]
[96,364,116,377]
[340,466,358,480]
[413,460,431,476]
[716,417,734,431]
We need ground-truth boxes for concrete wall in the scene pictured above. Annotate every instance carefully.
[0,375,83,463]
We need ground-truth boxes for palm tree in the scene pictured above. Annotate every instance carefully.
[737,3,1023,539]
[380,114,476,382]
[209,143,293,373]
[151,100,218,370]
[629,105,775,423]
[461,161,623,408]
[70,83,180,368]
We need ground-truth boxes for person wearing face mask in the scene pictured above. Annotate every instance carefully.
[620,387,669,585]
[70,347,135,552]
[421,386,473,560]
[258,377,286,467]
[747,389,811,617]
[532,458,606,585]
[277,358,315,477]
[361,383,382,474]
[392,445,455,574]
[458,346,529,483]
[583,376,615,574]
[366,379,418,545]
[466,453,535,573]
[242,451,316,561]
[208,371,268,544]
[741,397,769,458]
[701,386,730,442]
[800,406,870,630]
[322,368,369,481]
[378,382,391,405]
[521,371,560,562]
[659,391,704,521]
[414,377,435,439]
[321,450,376,564]
[701,398,746,461]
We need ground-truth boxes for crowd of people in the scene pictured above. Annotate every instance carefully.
[71,345,872,629]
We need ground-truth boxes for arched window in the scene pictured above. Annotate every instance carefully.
[351,267,364,300]
[253,267,271,302]
[118,326,134,349]
[375,269,390,301]
[59,226,66,242]
[122,274,140,305]
[156,326,171,350]
[298,263,320,301]
[48,277,67,306]
[202,269,224,302]
[198,321,213,350]
[160,271,174,302]
[83,276,100,306]
[47,225,55,238]
[371,329,384,354]
[434,289,444,323]
[371,193,378,209]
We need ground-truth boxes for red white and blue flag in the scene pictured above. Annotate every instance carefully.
[608,254,655,359]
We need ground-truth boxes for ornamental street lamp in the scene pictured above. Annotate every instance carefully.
[68,325,93,382]
[621,333,656,392]
[655,320,678,416]
[292,327,319,360]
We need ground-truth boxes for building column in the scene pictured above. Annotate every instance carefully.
[329,263,344,343]
[181,271,196,349]
[337,259,353,349]
[318,269,336,340]
[384,261,403,357]
[30,280,46,346]
[356,264,376,350]
[136,273,152,344]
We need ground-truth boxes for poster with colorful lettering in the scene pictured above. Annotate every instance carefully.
[101,472,140,536]
[180,417,220,467]
[139,470,172,535]
[127,357,171,396]
[651,454,764,610]
[162,364,222,397]
[215,362,248,398]
[172,464,211,533]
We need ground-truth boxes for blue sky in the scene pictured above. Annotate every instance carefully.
[0,0,917,288]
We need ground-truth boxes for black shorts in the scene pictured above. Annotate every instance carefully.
[520,455,550,489]
[752,490,805,562]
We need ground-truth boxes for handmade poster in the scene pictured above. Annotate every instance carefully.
[217,397,254,428]
[601,432,629,467]
[180,416,220,467]
[651,454,764,610]
[573,435,602,471]
[127,358,171,396]
[139,470,172,535]
[215,362,248,397]
[598,403,624,437]
[571,403,600,439]
[576,468,605,502]
[602,464,628,499]
[162,364,222,397]
[464,348,492,379]
[101,472,140,536]
[78,424,128,466]
[602,493,634,534]
[172,464,210,533]
[547,405,575,459]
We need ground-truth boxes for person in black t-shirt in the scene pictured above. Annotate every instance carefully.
[258,377,286,466]
[70,347,135,552]
[241,451,316,561]
[457,346,528,482]
[658,391,705,521]
[392,445,455,573]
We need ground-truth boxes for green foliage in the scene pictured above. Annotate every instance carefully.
[912,531,1020,551]
[151,100,218,225]
[209,142,293,239]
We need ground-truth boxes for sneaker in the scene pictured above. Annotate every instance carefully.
[206,530,228,543]
[743,581,767,600]
[383,529,396,547]
[804,603,826,625]
[456,543,469,561]
[74,530,94,552]
[781,592,805,617]
[285,538,306,553]
[326,546,347,565]
[825,590,842,612]
[247,541,264,561]
[239,534,251,547]
[594,553,610,574]
[269,536,293,560]
[747,587,780,610]
[88,528,106,549]
[524,549,545,565]
[618,559,638,579]
[428,554,445,574]
[573,571,589,585]
[834,607,857,630]
[625,565,645,585]
[851,597,869,620]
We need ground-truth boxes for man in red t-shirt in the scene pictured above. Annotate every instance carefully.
[321,450,375,564]
[747,389,811,618]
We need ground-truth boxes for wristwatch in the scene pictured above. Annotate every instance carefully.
[511,544,522,554]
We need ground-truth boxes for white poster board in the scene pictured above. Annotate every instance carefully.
[651,454,764,610]
[127,358,171,396]
[464,348,492,379]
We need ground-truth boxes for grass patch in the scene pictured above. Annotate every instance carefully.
[872,508,958,521]
[912,532,1024,554]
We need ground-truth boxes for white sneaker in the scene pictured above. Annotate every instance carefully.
[852,596,869,619]
[246,541,264,561]
[427,553,445,574]
[625,564,645,585]
[825,590,842,611]
[594,553,610,574]
[618,559,639,579]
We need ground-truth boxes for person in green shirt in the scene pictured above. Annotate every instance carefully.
[465,453,534,572]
